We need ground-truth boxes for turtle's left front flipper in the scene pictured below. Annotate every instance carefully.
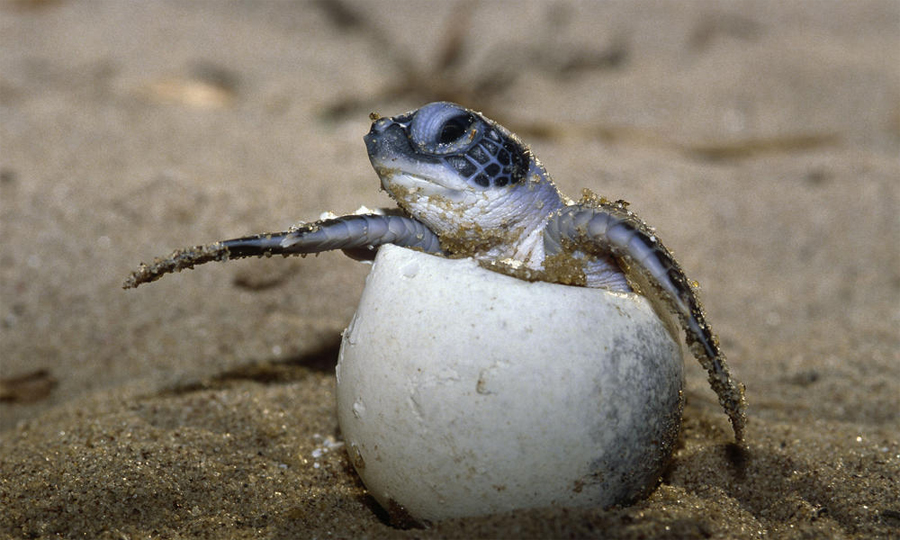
[123,214,442,289]
[544,200,747,444]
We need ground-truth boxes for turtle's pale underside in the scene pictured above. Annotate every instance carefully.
[125,102,747,443]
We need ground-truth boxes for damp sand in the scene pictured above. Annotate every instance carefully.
[1,1,898,538]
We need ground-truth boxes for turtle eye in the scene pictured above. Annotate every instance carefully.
[409,102,482,156]
[439,114,474,145]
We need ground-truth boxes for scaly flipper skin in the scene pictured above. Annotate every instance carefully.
[123,214,442,289]
[125,101,747,444]
[545,198,747,443]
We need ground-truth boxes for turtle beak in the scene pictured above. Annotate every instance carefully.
[363,117,389,157]
[364,116,415,167]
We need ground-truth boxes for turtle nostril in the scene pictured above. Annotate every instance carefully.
[367,117,397,138]
[365,121,415,160]
[365,119,396,148]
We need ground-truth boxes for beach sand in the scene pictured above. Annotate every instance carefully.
[1,1,898,538]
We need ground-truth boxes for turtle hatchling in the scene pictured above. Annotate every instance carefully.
[125,101,747,446]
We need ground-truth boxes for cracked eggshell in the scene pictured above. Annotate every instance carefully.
[336,244,684,524]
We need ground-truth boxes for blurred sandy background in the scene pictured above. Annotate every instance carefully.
[1,0,898,538]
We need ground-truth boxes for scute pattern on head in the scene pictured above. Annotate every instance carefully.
[462,126,530,187]
[365,102,565,266]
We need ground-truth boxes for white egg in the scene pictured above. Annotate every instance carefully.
[336,244,684,524]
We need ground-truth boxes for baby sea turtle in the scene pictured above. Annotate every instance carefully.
[124,101,747,443]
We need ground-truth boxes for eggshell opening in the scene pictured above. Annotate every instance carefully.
[336,245,684,524]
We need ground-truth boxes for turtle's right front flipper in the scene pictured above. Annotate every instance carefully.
[123,214,443,289]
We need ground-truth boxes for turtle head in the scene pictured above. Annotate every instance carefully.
[364,102,563,255]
